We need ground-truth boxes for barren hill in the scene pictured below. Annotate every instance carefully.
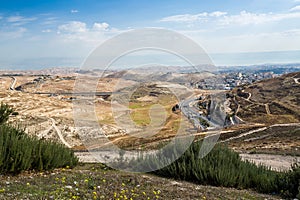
[222,71,300,156]
[231,71,300,125]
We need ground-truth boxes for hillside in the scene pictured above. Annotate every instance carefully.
[105,68,215,84]
[231,71,300,125]
[221,71,300,156]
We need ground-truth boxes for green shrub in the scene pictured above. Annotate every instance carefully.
[129,141,299,198]
[275,163,300,198]
[0,123,78,174]
[0,103,78,174]
[0,103,13,124]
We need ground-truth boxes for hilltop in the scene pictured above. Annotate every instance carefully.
[222,71,300,156]
[231,71,300,125]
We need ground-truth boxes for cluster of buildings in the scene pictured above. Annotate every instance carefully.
[222,71,276,90]
[195,71,276,90]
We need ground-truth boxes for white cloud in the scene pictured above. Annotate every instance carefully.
[160,10,300,26]
[219,11,300,25]
[58,21,87,33]
[7,15,37,25]
[160,11,227,23]
[56,21,117,43]
[93,22,109,31]
[209,11,227,17]
[160,13,208,22]
[42,29,52,33]
[71,9,79,13]
[0,27,27,39]
[58,21,111,35]
[290,5,300,12]
[42,17,58,25]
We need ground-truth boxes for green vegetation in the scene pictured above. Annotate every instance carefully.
[0,103,78,174]
[198,118,210,127]
[128,85,178,127]
[0,103,13,125]
[276,163,300,198]
[129,102,152,126]
[0,101,299,198]
[0,163,276,199]
[129,142,300,198]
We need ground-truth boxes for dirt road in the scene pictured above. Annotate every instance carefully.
[221,127,268,142]
[265,103,271,115]
[240,153,299,171]
[50,118,72,148]
[9,77,17,90]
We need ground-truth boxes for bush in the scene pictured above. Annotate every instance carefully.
[276,163,300,198]
[129,141,300,198]
[0,103,13,124]
[0,123,78,174]
[0,103,78,174]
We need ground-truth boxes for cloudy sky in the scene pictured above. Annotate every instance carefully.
[0,0,300,69]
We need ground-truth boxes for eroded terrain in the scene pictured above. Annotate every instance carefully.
[1,70,299,170]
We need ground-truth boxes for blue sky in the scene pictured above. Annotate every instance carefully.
[0,0,300,69]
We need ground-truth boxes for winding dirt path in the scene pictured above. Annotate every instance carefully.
[37,124,53,139]
[265,103,271,115]
[246,92,252,100]
[221,127,268,143]
[221,123,300,143]
[50,118,72,148]
[240,90,272,115]
[9,77,17,91]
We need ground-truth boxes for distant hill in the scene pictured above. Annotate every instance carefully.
[105,67,215,84]
[231,71,300,125]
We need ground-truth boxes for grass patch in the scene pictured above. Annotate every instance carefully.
[0,163,280,199]
[129,102,152,126]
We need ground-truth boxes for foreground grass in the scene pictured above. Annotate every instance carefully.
[0,163,280,200]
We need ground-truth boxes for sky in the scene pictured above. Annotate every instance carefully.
[0,0,300,69]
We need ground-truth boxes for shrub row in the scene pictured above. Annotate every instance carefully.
[128,141,300,198]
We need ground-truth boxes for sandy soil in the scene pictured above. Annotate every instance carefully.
[240,153,299,171]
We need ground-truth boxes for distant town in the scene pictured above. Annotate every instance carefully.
[196,63,300,90]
